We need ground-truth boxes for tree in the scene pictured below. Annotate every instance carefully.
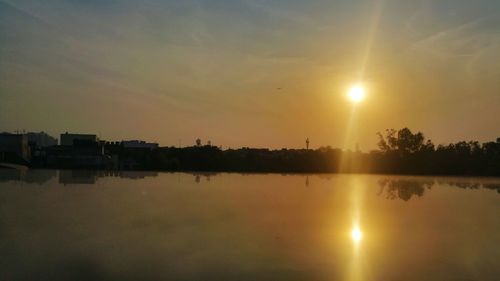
[196,138,201,147]
[377,128,434,155]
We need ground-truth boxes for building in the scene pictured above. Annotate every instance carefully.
[122,140,159,150]
[45,143,107,168]
[60,133,97,146]
[0,133,30,163]
[42,133,107,168]
[27,132,57,148]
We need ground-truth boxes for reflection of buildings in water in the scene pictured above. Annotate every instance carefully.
[59,170,97,185]
[378,178,434,201]
[305,176,309,187]
[59,170,160,185]
[118,171,158,179]
[94,170,158,179]
[1,169,159,185]
[23,170,57,185]
[0,169,57,184]
[0,169,24,182]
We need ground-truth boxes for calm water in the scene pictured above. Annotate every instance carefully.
[0,170,499,281]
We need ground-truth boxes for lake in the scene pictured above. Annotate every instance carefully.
[0,170,499,281]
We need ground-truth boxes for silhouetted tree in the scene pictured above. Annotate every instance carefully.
[377,128,434,155]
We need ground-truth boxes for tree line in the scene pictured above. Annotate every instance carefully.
[103,128,500,176]
[373,128,500,175]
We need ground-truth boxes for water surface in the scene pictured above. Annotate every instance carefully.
[0,170,499,281]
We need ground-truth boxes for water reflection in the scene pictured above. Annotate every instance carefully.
[378,178,433,201]
[0,171,499,281]
[1,170,499,200]
[483,183,500,193]
[0,169,57,185]
[193,172,216,184]
[351,226,362,243]
[378,177,500,201]
[59,170,98,185]
[347,178,365,281]
[0,170,159,185]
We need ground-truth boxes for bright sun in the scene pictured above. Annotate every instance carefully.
[348,84,366,103]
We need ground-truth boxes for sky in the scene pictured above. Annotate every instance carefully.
[1,0,500,150]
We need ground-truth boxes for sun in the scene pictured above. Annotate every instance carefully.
[348,84,366,103]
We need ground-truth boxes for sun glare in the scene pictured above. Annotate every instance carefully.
[348,84,366,103]
[351,226,363,242]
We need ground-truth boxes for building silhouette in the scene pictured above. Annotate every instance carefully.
[0,133,30,163]
[121,140,158,150]
[44,132,105,168]
[60,133,97,146]
[27,132,57,148]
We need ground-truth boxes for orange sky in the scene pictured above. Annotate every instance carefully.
[1,0,499,149]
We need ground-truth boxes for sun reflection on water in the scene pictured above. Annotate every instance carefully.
[351,226,363,243]
[347,178,365,281]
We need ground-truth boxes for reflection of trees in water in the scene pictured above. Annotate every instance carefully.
[378,179,434,201]
[378,178,500,201]
[438,181,480,190]
[482,183,500,193]
[439,180,500,194]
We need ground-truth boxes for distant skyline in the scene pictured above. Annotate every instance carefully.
[1,0,500,149]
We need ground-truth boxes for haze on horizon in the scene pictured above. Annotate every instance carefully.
[1,0,499,150]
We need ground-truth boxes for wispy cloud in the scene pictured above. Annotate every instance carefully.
[1,0,500,146]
